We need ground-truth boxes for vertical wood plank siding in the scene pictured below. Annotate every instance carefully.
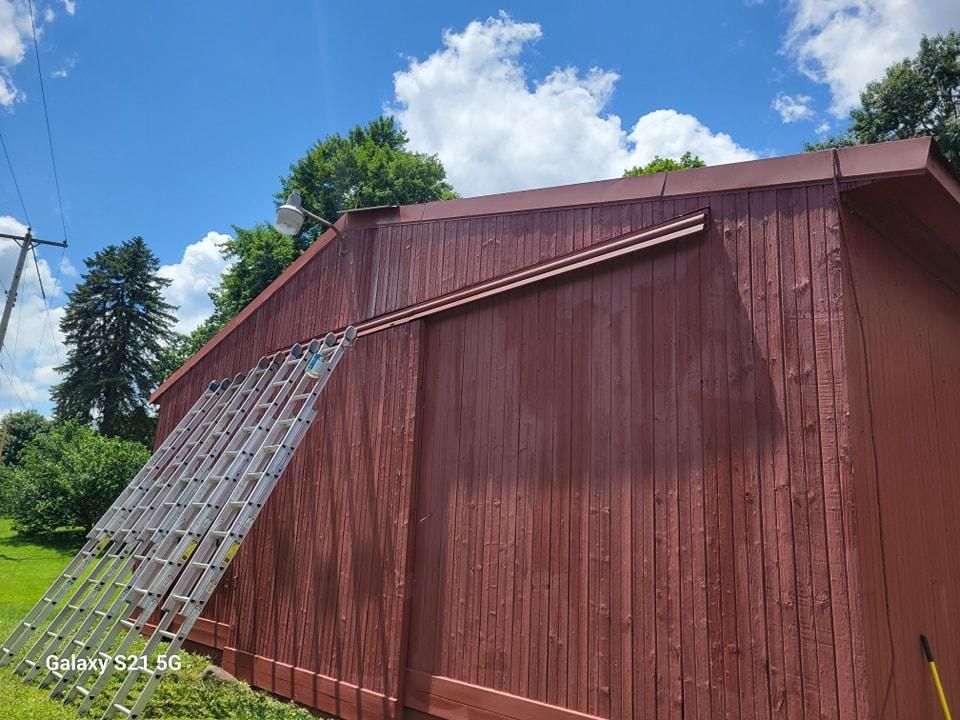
[155,186,869,719]
[843,205,960,720]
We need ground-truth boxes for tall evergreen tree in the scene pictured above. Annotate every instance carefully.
[52,237,176,444]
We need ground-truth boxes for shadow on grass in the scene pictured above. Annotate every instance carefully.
[0,523,86,553]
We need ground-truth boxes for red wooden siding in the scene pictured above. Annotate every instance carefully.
[148,166,960,718]
[404,188,867,719]
[842,203,960,720]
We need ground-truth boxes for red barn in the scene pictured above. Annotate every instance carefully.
[151,137,960,720]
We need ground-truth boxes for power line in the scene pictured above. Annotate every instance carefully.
[0,132,31,228]
[27,0,68,244]
[0,358,29,412]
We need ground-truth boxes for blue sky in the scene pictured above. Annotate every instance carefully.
[0,0,957,414]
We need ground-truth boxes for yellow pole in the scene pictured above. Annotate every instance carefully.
[922,634,953,720]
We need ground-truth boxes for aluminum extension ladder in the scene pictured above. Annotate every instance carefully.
[0,327,357,719]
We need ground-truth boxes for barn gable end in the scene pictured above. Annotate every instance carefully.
[153,138,960,720]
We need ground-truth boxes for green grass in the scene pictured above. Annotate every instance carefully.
[0,519,318,719]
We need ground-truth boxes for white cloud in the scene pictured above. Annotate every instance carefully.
[783,0,960,118]
[815,120,831,134]
[0,0,76,107]
[159,231,232,335]
[0,67,22,104]
[392,13,756,197]
[51,54,76,79]
[60,0,75,16]
[0,215,74,416]
[772,92,815,122]
[0,221,230,415]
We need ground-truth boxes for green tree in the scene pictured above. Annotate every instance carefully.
[52,237,176,444]
[0,410,50,466]
[179,116,458,355]
[804,31,960,167]
[3,421,149,534]
[278,116,457,251]
[624,151,706,177]
[210,224,297,321]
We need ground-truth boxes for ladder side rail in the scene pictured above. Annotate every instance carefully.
[41,361,280,693]
[72,341,322,712]
[111,377,247,545]
[95,382,226,539]
[125,347,310,602]
[168,334,351,605]
[2,383,230,668]
[0,384,226,666]
[63,347,309,704]
[15,380,244,678]
[99,333,353,719]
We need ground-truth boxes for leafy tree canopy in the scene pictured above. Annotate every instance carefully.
[154,115,461,379]
[0,410,50,466]
[804,31,960,167]
[624,152,706,177]
[52,237,176,444]
[278,115,457,251]
[1,421,149,534]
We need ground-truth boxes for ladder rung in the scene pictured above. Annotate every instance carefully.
[158,630,178,641]
[74,685,91,696]
[170,594,191,605]
[263,445,280,454]
[113,703,133,717]
[228,500,247,508]
[256,402,273,410]
[292,393,312,401]
[190,561,210,570]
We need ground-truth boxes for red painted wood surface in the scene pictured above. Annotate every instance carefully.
[842,194,960,720]
[403,188,867,719]
[147,174,960,718]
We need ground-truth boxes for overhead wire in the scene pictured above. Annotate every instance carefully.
[0,132,31,228]
[23,0,69,396]
[27,0,68,244]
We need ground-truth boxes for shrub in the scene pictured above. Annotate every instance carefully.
[0,410,51,466]
[5,421,150,535]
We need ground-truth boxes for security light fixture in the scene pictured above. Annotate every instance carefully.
[275,190,340,238]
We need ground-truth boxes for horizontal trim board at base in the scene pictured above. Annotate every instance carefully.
[221,647,399,720]
[140,616,230,650]
[405,669,604,720]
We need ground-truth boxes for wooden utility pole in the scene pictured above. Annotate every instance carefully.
[0,230,67,362]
